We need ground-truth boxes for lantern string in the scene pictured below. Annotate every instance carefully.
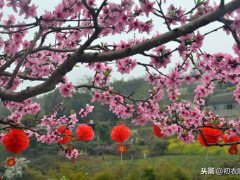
[121,152,123,165]
[120,153,124,180]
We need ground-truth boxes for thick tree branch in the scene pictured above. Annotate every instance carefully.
[79,0,240,63]
[219,18,240,46]
[0,71,47,81]
[220,0,225,9]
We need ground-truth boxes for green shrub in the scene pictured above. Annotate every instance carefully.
[92,171,118,180]
[150,140,168,156]
[173,168,190,180]
[125,161,191,180]
[91,165,125,180]
[21,154,238,180]
[126,145,146,159]
[24,168,46,180]
[142,167,155,180]
[126,164,155,180]
[167,138,228,155]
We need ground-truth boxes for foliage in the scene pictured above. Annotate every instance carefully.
[149,139,168,156]
[21,155,240,180]
[167,138,228,155]
[96,124,112,145]
[126,162,191,180]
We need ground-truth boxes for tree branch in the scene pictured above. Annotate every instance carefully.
[219,18,240,46]
[0,71,47,81]
[5,28,43,89]
[79,0,240,63]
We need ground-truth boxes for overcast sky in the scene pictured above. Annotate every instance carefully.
[3,0,235,91]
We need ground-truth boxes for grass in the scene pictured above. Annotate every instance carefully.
[25,154,240,180]
[0,139,233,180]
[2,142,240,180]
[76,154,239,172]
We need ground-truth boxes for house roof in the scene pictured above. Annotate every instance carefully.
[207,92,237,105]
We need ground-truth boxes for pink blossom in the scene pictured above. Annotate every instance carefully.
[7,0,18,12]
[79,104,94,118]
[141,0,155,17]
[0,133,5,143]
[0,0,4,9]
[234,83,240,103]
[68,113,78,128]
[91,91,102,102]
[116,58,137,74]
[65,148,79,162]
[161,124,179,136]
[178,131,195,143]
[59,82,75,97]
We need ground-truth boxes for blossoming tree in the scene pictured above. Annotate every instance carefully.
[0,0,240,162]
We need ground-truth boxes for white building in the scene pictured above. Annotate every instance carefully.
[207,92,240,121]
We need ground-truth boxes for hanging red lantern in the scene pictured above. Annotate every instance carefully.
[2,129,29,154]
[111,124,131,143]
[76,124,94,141]
[117,144,126,153]
[153,124,165,138]
[6,157,16,167]
[222,132,240,144]
[228,145,238,155]
[57,125,72,144]
[197,127,222,147]
[111,124,131,165]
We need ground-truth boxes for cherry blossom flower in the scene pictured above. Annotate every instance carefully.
[59,82,75,97]
[141,0,155,17]
[79,104,94,118]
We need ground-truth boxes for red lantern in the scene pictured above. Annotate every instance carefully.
[222,133,240,144]
[153,124,165,138]
[111,124,131,143]
[6,157,16,167]
[117,144,126,153]
[198,127,222,147]
[2,129,29,154]
[57,125,72,144]
[76,124,94,141]
[228,145,238,155]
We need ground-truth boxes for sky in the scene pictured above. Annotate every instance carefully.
[2,0,236,91]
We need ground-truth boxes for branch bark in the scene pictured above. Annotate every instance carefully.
[79,0,240,63]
